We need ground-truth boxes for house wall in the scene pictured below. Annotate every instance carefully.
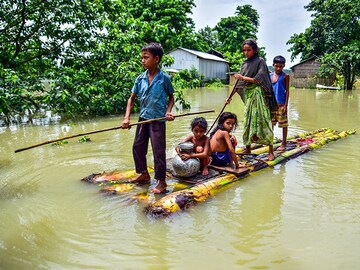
[167,49,229,82]
[167,50,200,71]
[291,59,336,88]
[293,59,320,78]
[199,59,228,81]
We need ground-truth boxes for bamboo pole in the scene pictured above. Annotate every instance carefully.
[14,109,215,153]
[81,128,335,184]
[206,81,238,135]
[236,127,332,155]
[145,129,356,218]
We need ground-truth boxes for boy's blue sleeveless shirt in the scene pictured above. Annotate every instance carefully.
[270,72,286,105]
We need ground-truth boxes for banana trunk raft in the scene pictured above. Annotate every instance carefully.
[81,128,356,218]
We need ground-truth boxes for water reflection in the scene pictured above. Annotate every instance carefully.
[0,110,62,127]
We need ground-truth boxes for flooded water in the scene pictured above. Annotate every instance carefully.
[1,87,360,270]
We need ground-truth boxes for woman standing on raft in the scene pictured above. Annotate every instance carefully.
[227,39,278,161]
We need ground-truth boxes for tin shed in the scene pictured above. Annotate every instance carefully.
[290,56,336,88]
[166,48,230,82]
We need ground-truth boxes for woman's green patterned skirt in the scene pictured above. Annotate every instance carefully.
[243,85,274,145]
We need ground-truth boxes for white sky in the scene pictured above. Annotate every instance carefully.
[191,0,312,67]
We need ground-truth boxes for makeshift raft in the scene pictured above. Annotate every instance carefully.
[81,128,355,218]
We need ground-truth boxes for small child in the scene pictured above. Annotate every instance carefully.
[175,117,211,175]
[209,112,240,169]
[270,55,290,151]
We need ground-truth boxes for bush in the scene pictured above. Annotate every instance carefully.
[204,78,224,88]
[172,66,204,89]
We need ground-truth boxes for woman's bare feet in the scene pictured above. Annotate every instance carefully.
[152,180,167,194]
[277,144,286,151]
[129,171,151,184]
[239,145,252,155]
[267,152,275,161]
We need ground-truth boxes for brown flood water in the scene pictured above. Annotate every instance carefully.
[1,87,360,269]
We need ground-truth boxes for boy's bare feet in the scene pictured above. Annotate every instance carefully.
[152,180,167,194]
[277,145,286,151]
[201,166,209,176]
[129,172,151,184]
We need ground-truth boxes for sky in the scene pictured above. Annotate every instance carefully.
[191,0,313,67]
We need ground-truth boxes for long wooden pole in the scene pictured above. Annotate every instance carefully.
[206,80,238,135]
[14,109,215,153]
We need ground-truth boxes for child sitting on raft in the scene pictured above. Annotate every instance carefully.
[209,112,240,169]
[175,117,211,175]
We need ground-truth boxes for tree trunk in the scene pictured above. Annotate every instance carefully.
[345,60,353,90]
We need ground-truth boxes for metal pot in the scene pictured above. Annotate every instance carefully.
[172,154,200,178]
[177,141,195,154]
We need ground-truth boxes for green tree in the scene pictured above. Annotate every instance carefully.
[287,0,360,89]
[235,4,260,28]
[215,14,256,53]
[192,26,220,52]
[0,0,117,120]
[215,4,258,53]
[0,0,197,123]
[212,5,260,72]
[123,0,196,52]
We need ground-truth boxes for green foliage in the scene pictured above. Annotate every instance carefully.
[78,136,91,143]
[215,14,257,53]
[192,26,221,52]
[0,1,264,124]
[235,5,260,28]
[122,0,196,52]
[287,0,360,89]
[174,89,191,109]
[52,140,68,146]
[0,0,196,123]
[318,43,360,89]
[335,73,345,88]
[172,66,204,109]
[214,5,258,54]
[0,67,44,124]
[189,4,260,72]
[223,51,246,72]
[195,5,261,72]
[204,79,225,88]
[172,66,204,89]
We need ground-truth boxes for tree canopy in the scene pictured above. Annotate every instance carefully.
[212,5,260,71]
[0,0,198,123]
[287,0,360,89]
[0,1,262,124]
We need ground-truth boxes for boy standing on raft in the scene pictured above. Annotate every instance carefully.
[121,42,175,194]
[270,55,290,151]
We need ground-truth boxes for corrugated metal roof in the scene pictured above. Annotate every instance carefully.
[168,47,230,63]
